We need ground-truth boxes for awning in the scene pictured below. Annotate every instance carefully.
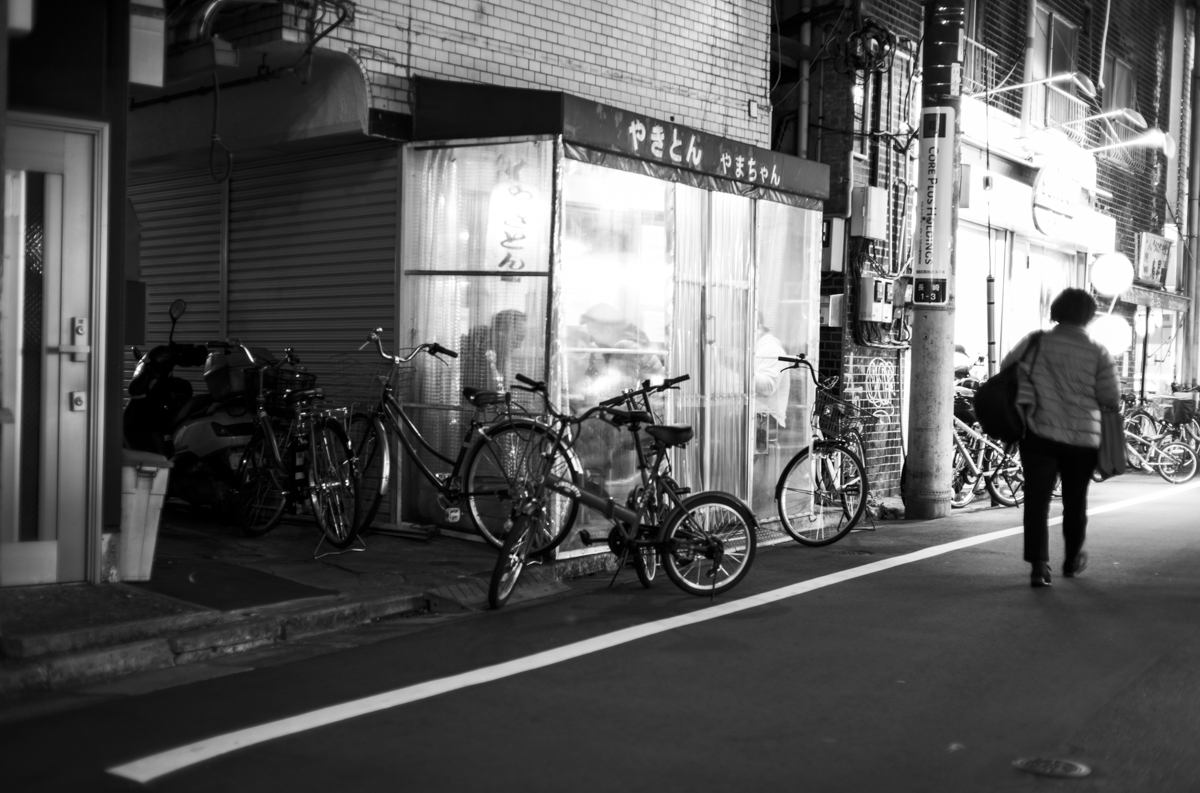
[413,77,829,207]
[1119,285,1191,312]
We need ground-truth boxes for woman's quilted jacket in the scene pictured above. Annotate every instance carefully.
[1000,324,1120,449]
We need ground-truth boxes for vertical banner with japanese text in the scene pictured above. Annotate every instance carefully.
[913,106,957,306]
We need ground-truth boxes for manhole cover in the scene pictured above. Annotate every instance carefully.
[1013,758,1092,778]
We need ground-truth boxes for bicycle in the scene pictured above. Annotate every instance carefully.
[488,373,757,609]
[950,416,1025,508]
[771,355,871,546]
[348,329,581,548]
[229,347,360,549]
[1120,392,1159,438]
[1120,421,1198,483]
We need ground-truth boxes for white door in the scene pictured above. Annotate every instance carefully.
[1,115,108,585]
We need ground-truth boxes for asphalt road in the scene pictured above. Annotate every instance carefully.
[5,476,1200,792]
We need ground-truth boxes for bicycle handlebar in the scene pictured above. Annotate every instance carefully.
[598,374,690,408]
[359,329,458,364]
[778,354,838,390]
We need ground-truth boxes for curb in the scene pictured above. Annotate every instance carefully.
[0,591,426,702]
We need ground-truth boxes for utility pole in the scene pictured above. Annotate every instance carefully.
[905,0,965,519]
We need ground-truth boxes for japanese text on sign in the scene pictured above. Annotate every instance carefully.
[626,117,782,187]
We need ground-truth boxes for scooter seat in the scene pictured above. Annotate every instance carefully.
[172,394,214,427]
[286,387,324,406]
[462,387,508,407]
[645,424,693,447]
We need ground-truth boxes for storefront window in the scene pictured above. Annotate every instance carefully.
[1002,243,1079,351]
[751,201,821,520]
[399,140,553,526]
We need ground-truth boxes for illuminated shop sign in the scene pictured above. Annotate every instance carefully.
[1031,167,1083,238]
[1136,232,1172,288]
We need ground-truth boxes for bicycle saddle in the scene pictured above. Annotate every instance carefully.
[606,409,653,427]
[645,424,693,447]
[285,387,324,406]
[462,387,508,407]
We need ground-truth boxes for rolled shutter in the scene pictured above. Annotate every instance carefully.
[126,173,224,397]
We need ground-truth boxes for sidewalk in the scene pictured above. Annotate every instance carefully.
[0,503,610,702]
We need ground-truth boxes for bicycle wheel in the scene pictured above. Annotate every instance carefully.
[950,444,978,509]
[231,425,287,537]
[627,485,663,588]
[1156,442,1198,484]
[1126,410,1158,439]
[985,446,1025,507]
[348,412,387,531]
[308,417,360,549]
[662,491,757,597]
[464,419,580,551]
[775,441,867,546]
[488,514,535,609]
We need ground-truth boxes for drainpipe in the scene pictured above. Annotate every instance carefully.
[1186,5,1200,385]
[798,0,811,158]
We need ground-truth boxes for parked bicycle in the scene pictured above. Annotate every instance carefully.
[1119,420,1198,483]
[348,329,580,547]
[489,374,757,609]
[229,347,360,549]
[772,355,871,546]
[950,414,1025,508]
[1120,392,1160,438]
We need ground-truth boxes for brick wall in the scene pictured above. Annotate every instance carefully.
[218,0,774,147]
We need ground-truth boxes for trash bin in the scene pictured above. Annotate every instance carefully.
[118,449,173,582]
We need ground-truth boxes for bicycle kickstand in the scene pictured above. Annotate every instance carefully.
[313,533,368,559]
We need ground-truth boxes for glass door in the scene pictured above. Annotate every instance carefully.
[1,117,102,585]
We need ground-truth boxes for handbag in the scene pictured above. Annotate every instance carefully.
[1094,407,1128,481]
[973,332,1043,443]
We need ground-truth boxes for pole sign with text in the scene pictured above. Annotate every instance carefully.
[913,107,957,305]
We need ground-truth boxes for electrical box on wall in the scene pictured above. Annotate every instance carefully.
[850,186,888,240]
[820,294,845,327]
[822,217,845,272]
[858,275,893,323]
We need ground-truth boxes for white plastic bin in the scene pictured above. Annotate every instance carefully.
[118,449,173,582]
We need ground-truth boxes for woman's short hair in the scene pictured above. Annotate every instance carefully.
[1049,288,1097,326]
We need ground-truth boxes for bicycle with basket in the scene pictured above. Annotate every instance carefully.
[229,346,360,551]
[773,354,874,546]
[336,329,583,546]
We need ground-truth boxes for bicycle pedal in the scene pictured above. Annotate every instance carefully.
[578,530,594,546]
[444,507,461,523]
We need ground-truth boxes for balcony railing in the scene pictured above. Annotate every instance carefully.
[962,37,998,97]
[1029,83,1091,144]
[1088,115,1153,173]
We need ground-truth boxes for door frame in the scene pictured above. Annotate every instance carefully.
[2,111,110,585]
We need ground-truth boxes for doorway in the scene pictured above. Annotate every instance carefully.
[1,113,109,585]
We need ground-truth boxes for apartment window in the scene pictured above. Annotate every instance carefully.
[964,0,983,41]
[1102,54,1137,112]
[1030,6,1083,128]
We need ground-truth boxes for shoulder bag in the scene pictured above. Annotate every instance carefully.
[1094,407,1127,481]
[973,332,1043,443]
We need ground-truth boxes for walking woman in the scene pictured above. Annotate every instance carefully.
[1000,288,1120,587]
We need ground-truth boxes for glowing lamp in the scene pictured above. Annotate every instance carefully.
[1090,314,1133,355]
[1090,253,1134,297]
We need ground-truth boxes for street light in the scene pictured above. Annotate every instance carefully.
[1088,127,1177,159]
[965,71,1097,100]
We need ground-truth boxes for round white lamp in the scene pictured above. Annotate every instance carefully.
[1090,314,1133,355]
[1090,253,1134,297]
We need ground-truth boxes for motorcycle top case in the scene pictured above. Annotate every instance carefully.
[204,346,274,401]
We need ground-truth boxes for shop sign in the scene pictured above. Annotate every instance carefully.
[1031,166,1082,238]
[1118,284,1190,312]
[1136,232,1172,288]
[561,97,829,199]
[912,107,956,306]
[485,158,545,275]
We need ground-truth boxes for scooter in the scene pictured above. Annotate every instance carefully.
[124,299,274,511]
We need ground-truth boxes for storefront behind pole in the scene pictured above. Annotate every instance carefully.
[400,79,830,551]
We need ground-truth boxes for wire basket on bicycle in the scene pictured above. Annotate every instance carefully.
[811,389,874,440]
[262,367,318,411]
[323,350,415,416]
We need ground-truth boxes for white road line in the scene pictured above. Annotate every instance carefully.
[108,481,1200,783]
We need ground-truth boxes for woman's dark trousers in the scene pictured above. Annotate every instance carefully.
[1019,432,1099,564]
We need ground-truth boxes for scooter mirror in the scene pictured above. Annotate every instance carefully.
[169,299,187,320]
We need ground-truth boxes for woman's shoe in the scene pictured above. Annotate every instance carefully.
[1064,551,1089,578]
[1031,562,1052,588]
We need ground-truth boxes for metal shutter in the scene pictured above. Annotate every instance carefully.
[226,142,398,395]
[126,173,225,398]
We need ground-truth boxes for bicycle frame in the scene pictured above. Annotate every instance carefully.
[952,416,1014,479]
